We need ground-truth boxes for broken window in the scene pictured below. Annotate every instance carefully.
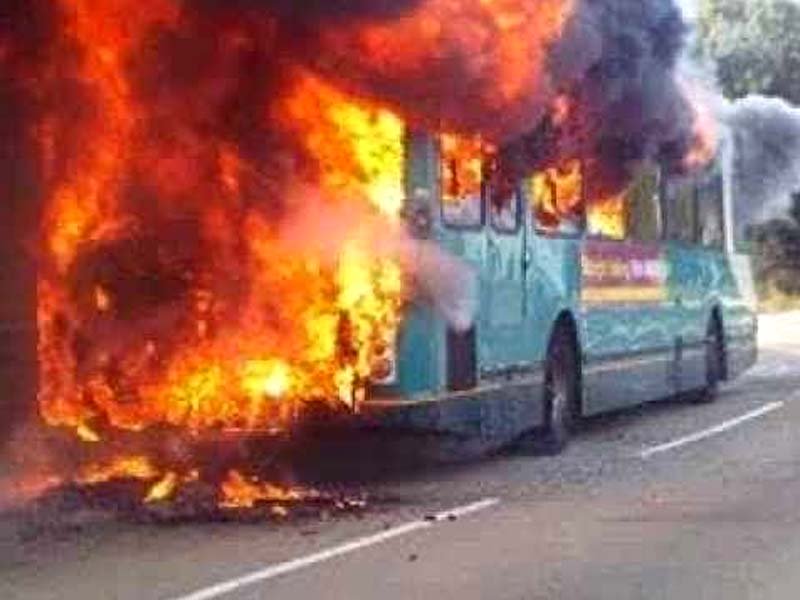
[626,163,662,243]
[663,175,698,244]
[487,156,521,233]
[440,134,485,228]
[530,160,584,235]
[697,169,725,249]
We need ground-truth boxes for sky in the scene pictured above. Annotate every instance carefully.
[678,0,698,20]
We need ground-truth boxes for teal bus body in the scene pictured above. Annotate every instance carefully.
[360,132,758,443]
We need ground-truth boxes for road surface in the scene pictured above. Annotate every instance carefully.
[3,312,800,600]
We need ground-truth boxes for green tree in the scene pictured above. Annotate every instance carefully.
[697,0,800,103]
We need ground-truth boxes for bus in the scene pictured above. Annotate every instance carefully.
[356,128,758,453]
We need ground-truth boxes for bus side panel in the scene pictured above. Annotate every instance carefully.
[723,253,759,379]
[667,245,757,391]
[580,241,676,415]
[526,234,583,369]
[667,244,718,392]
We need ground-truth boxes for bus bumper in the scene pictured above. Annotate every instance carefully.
[347,377,545,441]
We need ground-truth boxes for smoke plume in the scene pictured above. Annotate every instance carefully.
[724,96,800,228]
[203,0,699,196]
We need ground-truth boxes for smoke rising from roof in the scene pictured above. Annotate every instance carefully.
[191,0,699,196]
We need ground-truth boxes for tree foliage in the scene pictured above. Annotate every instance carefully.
[697,0,800,103]
[749,194,800,297]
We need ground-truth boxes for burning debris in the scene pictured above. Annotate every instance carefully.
[0,0,720,510]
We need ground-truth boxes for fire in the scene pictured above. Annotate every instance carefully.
[587,194,626,240]
[440,133,491,204]
[315,0,577,139]
[684,101,719,172]
[277,72,406,218]
[218,470,312,510]
[144,470,199,503]
[36,0,407,471]
[75,455,158,486]
[6,0,711,514]
[241,359,293,402]
[530,159,627,240]
[679,78,719,172]
[530,160,583,229]
[41,0,180,273]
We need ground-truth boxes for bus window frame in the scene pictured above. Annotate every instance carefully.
[530,164,586,240]
[623,163,664,245]
[696,168,726,251]
[661,174,700,247]
[440,186,486,231]
[438,140,487,232]
[585,202,629,244]
[489,185,523,235]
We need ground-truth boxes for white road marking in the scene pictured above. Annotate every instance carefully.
[168,497,500,600]
[640,401,785,459]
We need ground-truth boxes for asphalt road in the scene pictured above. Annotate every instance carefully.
[3,312,800,600]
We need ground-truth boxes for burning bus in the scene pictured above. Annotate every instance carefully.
[3,0,758,505]
[361,127,758,452]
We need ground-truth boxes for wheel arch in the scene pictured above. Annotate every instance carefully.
[709,303,729,381]
[547,309,584,415]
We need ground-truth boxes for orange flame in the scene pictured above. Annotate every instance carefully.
[317,0,577,139]
[218,470,312,510]
[680,78,719,172]
[587,194,626,240]
[75,455,158,485]
[530,160,583,228]
[30,0,577,507]
[37,3,406,443]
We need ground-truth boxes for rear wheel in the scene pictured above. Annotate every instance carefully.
[696,316,725,404]
[540,326,580,454]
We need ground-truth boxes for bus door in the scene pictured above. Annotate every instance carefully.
[438,137,531,387]
[483,176,528,374]
[581,163,675,413]
[438,135,486,391]
[527,161,585,375]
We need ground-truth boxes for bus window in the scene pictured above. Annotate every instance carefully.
[697,170,725,248]
[440,134,485,228]
[626,163,662,242]
[586,193,626,241]
[663,176,697,244]
[530,160,584,235]
[489,189,521,233]
[487,157,521,233]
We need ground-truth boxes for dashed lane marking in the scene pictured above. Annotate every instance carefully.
[168,497,500,600]
[639,401,785,459]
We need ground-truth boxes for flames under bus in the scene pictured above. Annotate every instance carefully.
[357,130,758,451]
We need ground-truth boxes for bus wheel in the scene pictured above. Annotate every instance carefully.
[696,316,725,404]
[540,326,580,454]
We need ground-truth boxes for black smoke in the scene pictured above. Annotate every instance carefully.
[725,96,800,234]
[506,0,695,195]
[197,0,698,197]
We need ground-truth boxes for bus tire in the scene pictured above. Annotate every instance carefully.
[540,325,580,454]
[695,315,725,404]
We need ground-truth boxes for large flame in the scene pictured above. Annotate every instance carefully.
[37,1,406,451]
[314,0,577,140]
[23,0,702,509]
